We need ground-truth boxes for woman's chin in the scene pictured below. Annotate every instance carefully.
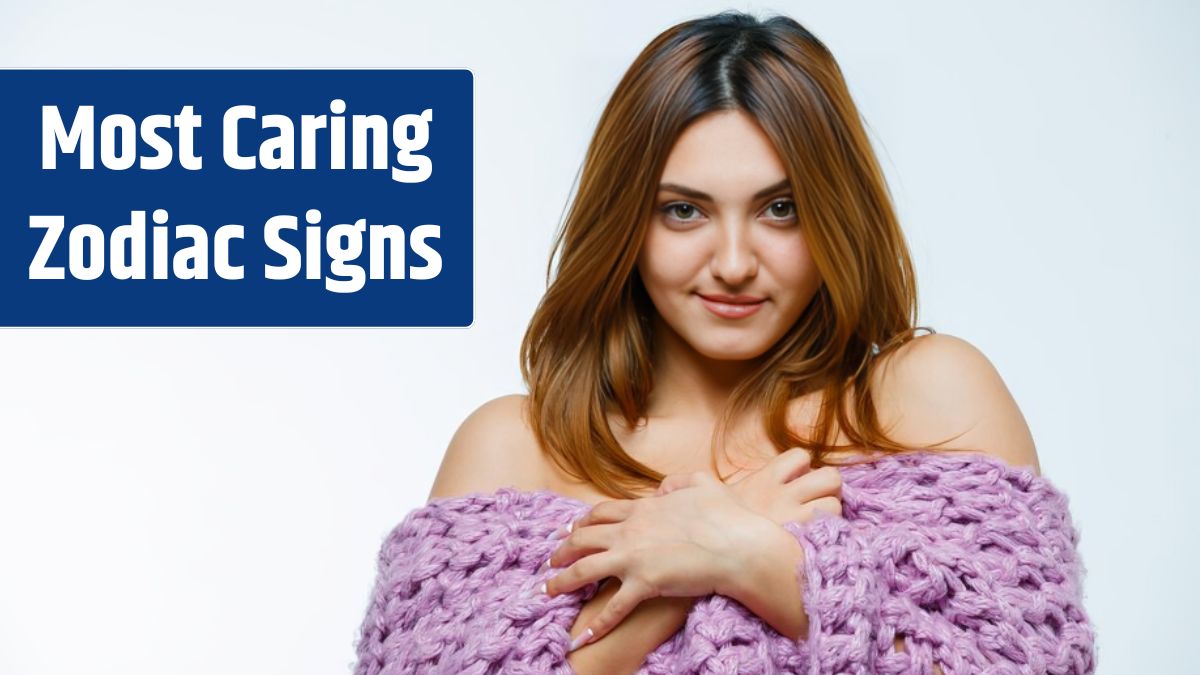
[692,341,769,362]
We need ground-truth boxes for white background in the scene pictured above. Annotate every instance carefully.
[1,1,1195,673]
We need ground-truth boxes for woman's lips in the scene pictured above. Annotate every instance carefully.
[696,293,765,319]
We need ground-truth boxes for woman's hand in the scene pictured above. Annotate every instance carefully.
[719,446,844,526]
[541,471,770,649]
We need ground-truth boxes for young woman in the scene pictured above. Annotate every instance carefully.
[358,11,1096,674]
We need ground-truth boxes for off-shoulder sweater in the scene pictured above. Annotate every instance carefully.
[351,451,1098,674]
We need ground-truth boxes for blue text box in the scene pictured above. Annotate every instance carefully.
[0,69,473,327]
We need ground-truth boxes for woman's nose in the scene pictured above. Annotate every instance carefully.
[709,223,758,285]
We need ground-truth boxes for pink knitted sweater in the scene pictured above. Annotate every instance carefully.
[351,451,1097,674]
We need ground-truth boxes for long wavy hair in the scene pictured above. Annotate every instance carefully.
[520,10,941,499]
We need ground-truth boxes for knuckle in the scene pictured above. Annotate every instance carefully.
[779,446,810,466]
[556,560,582,589]
[815,466,842,490]
[766,462,787,481]
[606,590,628,616]
[633,571,660,597]
[606,600,630,626]
[563,529,583,551]
[612,548,635,574]
[615,523,633,546]
[594,613,610,634]
[815,495,842,516]
[773,446,811,480]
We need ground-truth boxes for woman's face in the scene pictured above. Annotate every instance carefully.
[636,109,822,362]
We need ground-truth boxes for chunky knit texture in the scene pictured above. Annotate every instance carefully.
[351,451,1097,674]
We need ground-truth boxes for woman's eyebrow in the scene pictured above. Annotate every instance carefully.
[657,178,791,202]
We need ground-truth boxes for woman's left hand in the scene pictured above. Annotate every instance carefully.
[541,471,771,647]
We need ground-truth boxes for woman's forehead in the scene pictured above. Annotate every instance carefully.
[659,112,789,199]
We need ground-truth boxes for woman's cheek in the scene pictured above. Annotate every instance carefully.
[642,240,705,288]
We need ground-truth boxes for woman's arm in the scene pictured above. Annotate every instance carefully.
[566,578,694,674]
[726,516,809,641]
[732,518,946,674]
[722,452,1096,674]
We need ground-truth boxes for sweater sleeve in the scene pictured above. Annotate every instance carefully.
[780,454,1098,675]
[350,490,601,675]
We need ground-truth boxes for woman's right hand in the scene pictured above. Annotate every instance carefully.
[714,446,844,526]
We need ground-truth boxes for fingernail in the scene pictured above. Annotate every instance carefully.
[547,519,574,540]
[538,555,552,572]
[567,627,594,652]
[519,581,547,600]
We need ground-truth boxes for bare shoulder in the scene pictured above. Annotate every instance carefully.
[426,393,549,501]
[869,332,1042,475]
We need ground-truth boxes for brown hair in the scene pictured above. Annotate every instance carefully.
[520,10,940,499]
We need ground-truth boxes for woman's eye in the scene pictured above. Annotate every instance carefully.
[767,200,797,220]
[661,202,700,222]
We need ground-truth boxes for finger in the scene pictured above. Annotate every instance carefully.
[546,549,623,597]
[785,465,843,502]
[770,445,814,483]
[655,471,699,496]
[552,499,634,539]
[801,495,843,519]
[567,577,651,652]
[548,522,621,568]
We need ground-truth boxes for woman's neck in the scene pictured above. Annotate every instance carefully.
[645,313,766,421]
